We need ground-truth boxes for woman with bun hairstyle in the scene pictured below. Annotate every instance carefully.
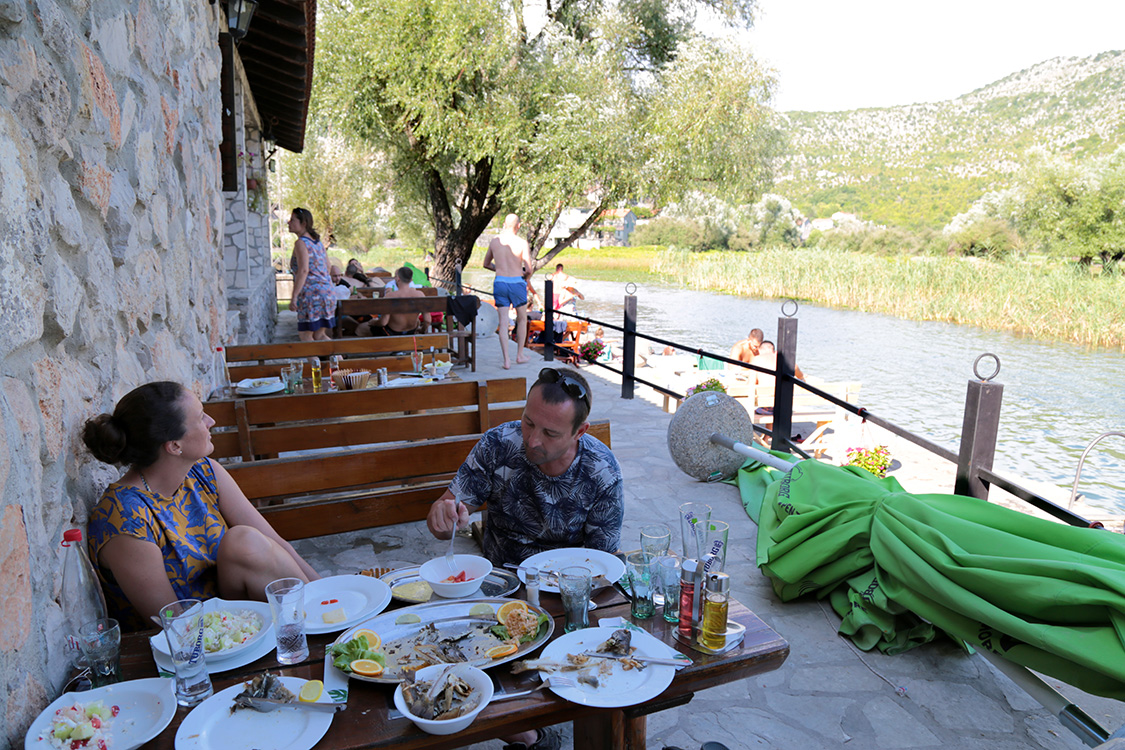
[288,207,335,342]
[82,382,319,630]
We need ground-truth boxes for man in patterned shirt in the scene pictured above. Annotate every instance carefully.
[426,367,623,567]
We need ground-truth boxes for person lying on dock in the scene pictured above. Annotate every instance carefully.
[426,367,623,568]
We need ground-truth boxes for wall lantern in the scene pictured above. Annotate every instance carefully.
[227,0,259,41]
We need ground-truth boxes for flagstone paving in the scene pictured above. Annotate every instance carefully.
[276,312,1124,749]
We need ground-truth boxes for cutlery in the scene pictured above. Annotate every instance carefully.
[580,651,684,667]
[493,674,577,700]
[446,499,461,574]
[239,697,345,713]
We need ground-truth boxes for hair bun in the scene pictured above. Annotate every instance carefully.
[82,413,127,465]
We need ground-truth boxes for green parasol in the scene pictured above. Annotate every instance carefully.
[736,458,1125,700]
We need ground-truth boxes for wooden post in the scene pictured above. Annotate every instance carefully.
[543,279,555,362]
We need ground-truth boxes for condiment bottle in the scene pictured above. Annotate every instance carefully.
[524,566,540,607]
[212,346,230,395]
[701,572,730,650]
[327,355,340,390]
[61,529,108,668]
[677,558,700,638]
[309,357,322,392]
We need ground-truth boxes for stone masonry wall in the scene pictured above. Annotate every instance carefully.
[0,1,226,744]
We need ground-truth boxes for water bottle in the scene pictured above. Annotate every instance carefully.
[61,529,108,668]
[212,346,230,395]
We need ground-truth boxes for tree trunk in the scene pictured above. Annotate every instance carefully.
[426,156,502,292]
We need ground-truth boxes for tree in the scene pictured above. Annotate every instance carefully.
[317,0,780,284]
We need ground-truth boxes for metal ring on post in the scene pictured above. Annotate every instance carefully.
[973,353,1001,382]
[781,299,799,318]
[625,282,637,295]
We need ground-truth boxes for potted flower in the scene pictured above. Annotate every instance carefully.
[684,377,726,399]
[580,340,605,363]
[845,445,892,478]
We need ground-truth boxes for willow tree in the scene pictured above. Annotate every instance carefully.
[318,0,781,283]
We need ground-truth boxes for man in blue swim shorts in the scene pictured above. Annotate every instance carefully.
[484,214,534,369]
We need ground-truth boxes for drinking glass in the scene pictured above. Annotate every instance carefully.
[559,566,592,633]
[624,552,655,619]
[700,520,730,573]
[640,523,672,561]
[679,502,712,559]
[159,599,213,707]
[655,557,682,623]
[281,365,293,393]
[265,578,309,665]
[78,618,121,687]
[411,351,424,372]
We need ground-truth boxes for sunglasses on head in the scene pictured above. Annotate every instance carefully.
[538,368,590,410]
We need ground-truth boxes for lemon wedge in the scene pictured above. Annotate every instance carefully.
[395,613,422,625]
[298,679,324,702]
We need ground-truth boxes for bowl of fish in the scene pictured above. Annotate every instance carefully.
[393,663,494,735]
[419,554,493,598]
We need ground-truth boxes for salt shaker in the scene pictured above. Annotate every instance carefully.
[524,566,540,607]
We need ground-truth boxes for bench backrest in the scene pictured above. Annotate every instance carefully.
[232,420,613,540]
[225,335,452,380]
[207,376,526,462]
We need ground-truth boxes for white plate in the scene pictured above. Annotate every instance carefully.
[25,678,176,750]
[236,381,285,396]
[174,676,333,750]
[538,626,676,708]
[517,548,627,594]
[303,575,393,634]
[151,624,276,676]
[150,599,273,661]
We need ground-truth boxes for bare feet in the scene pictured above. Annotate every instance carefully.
[502,362,511,370]
[515,354,530,364]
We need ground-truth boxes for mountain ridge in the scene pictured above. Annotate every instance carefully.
[775,50,1125,230]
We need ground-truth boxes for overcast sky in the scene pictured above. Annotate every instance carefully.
[735,0,1125,112]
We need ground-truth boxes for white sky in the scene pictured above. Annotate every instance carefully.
[735,0,1125,112]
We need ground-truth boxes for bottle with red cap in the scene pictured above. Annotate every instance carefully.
[61,529,108,668]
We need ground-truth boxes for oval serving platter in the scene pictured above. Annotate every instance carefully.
[380,566,520,604]
[328,597,553,685]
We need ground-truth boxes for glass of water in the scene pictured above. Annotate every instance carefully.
[559,566,592,633]
[266,578,309,665]
[78,618,121,687]
[640,523,672,561]
[159,600,213,707]
[624,552,656,619]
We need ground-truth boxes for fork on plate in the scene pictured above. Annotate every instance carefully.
[493,674,577,701]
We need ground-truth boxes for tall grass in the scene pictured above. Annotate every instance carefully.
[649,248,1125,350]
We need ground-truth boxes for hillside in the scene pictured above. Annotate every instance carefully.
[776,50,1125,230]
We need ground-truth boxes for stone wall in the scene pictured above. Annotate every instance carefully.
[0,1,226,744]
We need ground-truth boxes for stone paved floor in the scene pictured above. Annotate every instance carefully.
[276,311,1125,749]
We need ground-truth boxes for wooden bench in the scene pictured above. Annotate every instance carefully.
[335,296,478,371]
[205,376,527,462]
[226,420,613,540]
[225,336,452,381]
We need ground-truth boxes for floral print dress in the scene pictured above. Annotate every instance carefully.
[295,236,336,331]
[87,459,228,631]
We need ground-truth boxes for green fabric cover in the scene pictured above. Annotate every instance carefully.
[737,457,1125,699]
[404,261,432,287]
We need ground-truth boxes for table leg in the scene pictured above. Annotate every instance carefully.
[625,713,648,750]
[573,710,626,750]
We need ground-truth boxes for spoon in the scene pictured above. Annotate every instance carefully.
[445,498,461,574]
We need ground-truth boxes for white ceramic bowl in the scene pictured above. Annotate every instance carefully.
[393,664,494,735]
[419,554,493,598]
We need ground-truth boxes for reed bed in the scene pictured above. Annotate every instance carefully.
[648,248,1125,350]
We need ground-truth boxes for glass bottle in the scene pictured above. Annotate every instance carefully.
[677,559,699,638]
[61,529,108,668]
[309,357,322,392]
[700,572,731,650]
[524,566,540,607]
[212,346,230,395]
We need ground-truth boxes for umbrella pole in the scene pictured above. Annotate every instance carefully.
[975,649,1109,747]
[709,433,799,473]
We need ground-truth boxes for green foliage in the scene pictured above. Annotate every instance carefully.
[685,377,727,398]
[944,218,1021,259]
[845,445,892,478]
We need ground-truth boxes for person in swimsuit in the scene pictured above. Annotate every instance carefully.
[483,214,533,369]
[355,267,425,336]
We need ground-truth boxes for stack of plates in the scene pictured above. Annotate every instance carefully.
[235,377,284,396]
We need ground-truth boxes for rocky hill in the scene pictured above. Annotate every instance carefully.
[776,50,1125,229]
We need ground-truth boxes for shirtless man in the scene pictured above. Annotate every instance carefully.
[355,267,424,336]
[751,340,806,387]
[483,214,533,369]
[547,263,584,314]
[729,328,765,366]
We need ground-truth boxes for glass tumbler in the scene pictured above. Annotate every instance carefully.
[624,552,655,619]
[679,502,712,559]
[266,578,309,665]
[655,557,682,623]
[159,600,213,707]
[78,618,121,687]
[559,566,592,633]
[640,523,672,561]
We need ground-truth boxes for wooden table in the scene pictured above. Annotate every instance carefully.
[120,587,788,750]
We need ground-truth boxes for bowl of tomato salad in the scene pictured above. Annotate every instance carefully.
[419,554,493,598]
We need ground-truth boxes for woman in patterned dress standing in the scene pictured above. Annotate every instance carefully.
[288,207,335,341]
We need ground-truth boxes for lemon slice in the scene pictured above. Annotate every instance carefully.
[469,603,495,617]
[298,679,324,702]
[395,613,422,625]
[352,629,381,650]
[486,643,518,659]
[350,658,384,677]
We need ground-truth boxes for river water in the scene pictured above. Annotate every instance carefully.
[468,271,1125,511]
